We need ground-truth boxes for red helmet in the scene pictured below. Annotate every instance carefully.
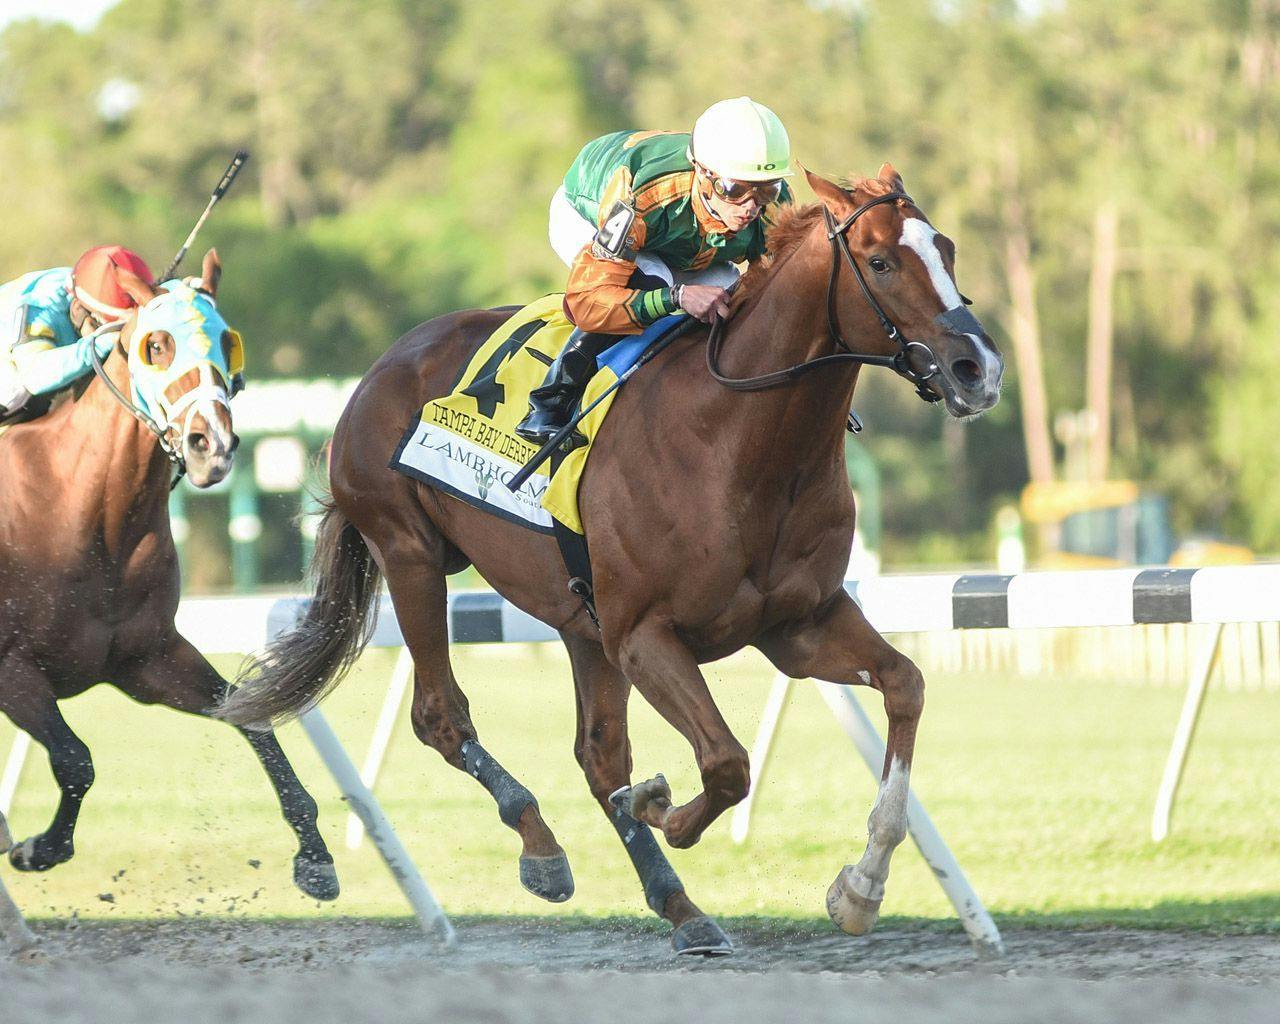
[71,245,155,318]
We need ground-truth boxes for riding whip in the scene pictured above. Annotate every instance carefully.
[158,150,250,282]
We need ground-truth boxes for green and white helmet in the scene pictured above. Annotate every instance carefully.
[688,97,793,181]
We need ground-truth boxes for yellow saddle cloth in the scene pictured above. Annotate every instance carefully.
[391,295,626,535]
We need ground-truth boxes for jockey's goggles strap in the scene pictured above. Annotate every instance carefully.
[706,189,942,397]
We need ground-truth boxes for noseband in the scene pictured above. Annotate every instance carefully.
[706,190,942,401]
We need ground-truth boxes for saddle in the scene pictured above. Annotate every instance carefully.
[391,296,687,623]
[392,295,684,537]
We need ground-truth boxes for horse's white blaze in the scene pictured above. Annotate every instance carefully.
[900,218,1002,385]
[899,218,963,310]
[848,754,911,901]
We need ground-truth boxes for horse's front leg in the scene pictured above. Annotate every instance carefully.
[757,591,924,936]
[610,624,750,849]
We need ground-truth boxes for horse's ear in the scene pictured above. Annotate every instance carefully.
[109,258,160,308]
[877,162,906,193]
[200,248,222,299]
[803,165,853,213]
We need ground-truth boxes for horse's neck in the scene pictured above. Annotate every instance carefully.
[700,225,862,473]
[60,355,173,537]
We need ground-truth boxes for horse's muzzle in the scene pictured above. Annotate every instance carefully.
[183,406,236,487]
[930,333,1004,418]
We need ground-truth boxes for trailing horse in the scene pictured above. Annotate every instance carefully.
[222,167,1003,953]
[0,251,337,900]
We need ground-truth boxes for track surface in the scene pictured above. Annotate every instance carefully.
[3,919,1278,1022]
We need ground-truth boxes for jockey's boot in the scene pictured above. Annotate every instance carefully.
[515,328,617,446]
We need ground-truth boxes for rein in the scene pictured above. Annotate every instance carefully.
[86,322,188,489]
[706,190,942,402]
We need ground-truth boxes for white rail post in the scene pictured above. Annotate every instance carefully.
[0,812,37,953]
[730,674,795,844]
[347,647,415,850]
[299,709,456,947]
[815,678,1005,958]
[0,730,32,817]
[1151,622,1223,842]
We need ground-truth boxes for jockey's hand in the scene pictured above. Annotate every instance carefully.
[678,284,731,324]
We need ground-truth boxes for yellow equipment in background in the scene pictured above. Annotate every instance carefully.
[1020,480,1252,568]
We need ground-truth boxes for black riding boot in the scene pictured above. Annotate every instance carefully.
[515,328,617,445]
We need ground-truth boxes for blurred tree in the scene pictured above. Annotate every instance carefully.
[0,0,1276,556]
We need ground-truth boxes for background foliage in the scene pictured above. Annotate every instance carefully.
[2,0,1277,560]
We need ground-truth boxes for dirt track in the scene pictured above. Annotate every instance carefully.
[3,918,1279,1022]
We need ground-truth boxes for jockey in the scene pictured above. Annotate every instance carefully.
[0,245,154,419]
[516,96,794,444]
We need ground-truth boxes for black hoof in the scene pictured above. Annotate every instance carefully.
[294,855,340,901]
[519,852,574,903]
[671,916,734,957]
[9,836,72,873]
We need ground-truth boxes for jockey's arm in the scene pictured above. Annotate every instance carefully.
[11,328,115,396]
[563,202,681,335]
[563,247,678,334]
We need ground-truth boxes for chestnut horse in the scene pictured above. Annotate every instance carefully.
[222,166,1003,953]
[0,251,337,900]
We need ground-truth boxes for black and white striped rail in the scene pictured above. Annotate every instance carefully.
[176,565,1280,654]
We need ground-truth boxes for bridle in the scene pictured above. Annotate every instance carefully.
[706,190,943,402]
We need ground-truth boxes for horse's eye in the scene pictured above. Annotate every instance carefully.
[869,256,890,273]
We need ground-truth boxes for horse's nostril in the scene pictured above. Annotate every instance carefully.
[187,432,210,455]
[951,358,982,389]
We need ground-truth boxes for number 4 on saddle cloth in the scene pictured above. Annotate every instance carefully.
[391,294,685,575]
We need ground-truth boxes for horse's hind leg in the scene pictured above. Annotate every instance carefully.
[0,658,94,872]
[374,539,573,903]
[563,633,731,955]
[111,636,338,900]
[756,591,923,937]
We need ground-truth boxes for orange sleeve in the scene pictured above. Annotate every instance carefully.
[565,245,650,334]
[563,169,678,335]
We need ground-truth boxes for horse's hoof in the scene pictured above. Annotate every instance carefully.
[826,865,882,936]
[8,836,70,873]
[519,852,574,903]
[616,774,672,820]
[671,916,734,957]
[294,856,340,901]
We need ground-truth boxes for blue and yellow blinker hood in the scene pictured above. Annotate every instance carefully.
[127,281,245,425]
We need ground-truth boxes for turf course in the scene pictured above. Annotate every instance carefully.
[1,642,1276,931]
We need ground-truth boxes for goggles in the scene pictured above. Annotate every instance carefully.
[699,166,784,206]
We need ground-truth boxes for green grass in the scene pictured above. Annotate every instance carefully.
[2,644,1277,931]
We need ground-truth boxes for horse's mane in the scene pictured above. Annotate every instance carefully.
[736,176,898,302]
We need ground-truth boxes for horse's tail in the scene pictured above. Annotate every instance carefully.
[218,503,382,728]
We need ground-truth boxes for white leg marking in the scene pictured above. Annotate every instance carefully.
[850,754,911,901]
[857,670,872,684]
[827,754,911,934]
